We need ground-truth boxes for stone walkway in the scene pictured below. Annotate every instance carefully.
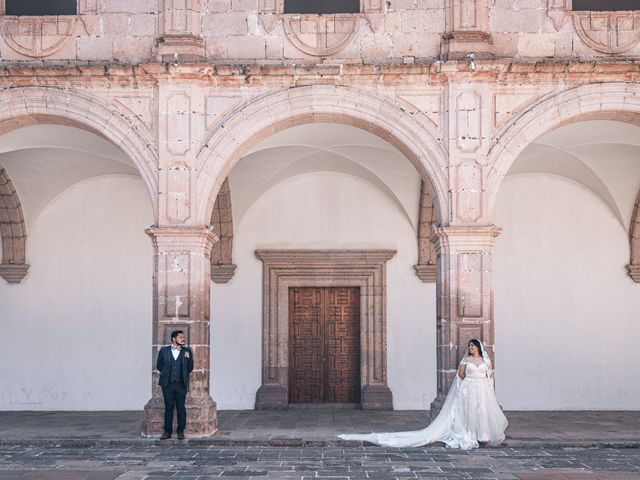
[1,444,639,479]
[0,410,638,448]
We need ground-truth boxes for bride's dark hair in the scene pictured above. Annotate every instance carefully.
[468,338,483,356]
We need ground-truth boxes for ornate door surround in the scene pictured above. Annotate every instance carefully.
[255,250,396,410]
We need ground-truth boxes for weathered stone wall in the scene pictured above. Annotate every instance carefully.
[1,1,640,63]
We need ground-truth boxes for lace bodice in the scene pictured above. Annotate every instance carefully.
[463,359,489,379]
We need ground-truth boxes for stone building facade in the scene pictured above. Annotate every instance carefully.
[1,0,640,436]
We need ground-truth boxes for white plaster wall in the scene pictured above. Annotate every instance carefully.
[494,174,640,410]
[211,173,436,409]
[0,175,153,410]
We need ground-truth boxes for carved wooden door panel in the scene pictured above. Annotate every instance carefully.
[289,287,360,404]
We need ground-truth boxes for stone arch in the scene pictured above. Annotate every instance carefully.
[0,167,28,284]
[210,177,236,283]
[195,85,449,226]
[0,86,159,220]
[628,191,640,282]
[486,82,640,219]
[414,180,439,282]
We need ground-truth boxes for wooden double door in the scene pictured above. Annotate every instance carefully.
[288,287,361,404]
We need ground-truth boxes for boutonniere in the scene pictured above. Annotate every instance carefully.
[184,352,190,359]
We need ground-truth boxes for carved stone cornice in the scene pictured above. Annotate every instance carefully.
[0,263,29,284]
[211,263,236,283]
[430,225,502,252]
[627,264,640,283]
[145,226,219,252]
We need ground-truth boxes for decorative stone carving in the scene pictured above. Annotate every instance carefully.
[547,0,571,31]
[165,163,192,224]
[453,161,483,224]
[455,91,482,154]
[414,181,438,283]
[166,93,192,156]
[282,15,360,57]
[0,168,29,284]
[210,178,236,284]
[156,0,205,62]
[1,16,80,59]
[254,250,396,410]
[441,0,493,60]
[258,0,385,57]
[573,11,640,55]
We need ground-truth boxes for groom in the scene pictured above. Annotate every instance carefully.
[156,330,194,440]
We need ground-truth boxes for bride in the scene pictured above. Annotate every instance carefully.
[339,339,508,450]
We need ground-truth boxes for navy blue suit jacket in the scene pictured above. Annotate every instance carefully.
[156,346,194,390]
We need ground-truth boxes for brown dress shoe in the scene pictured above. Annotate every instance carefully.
[160,432,171,440]
[177,432,185,440]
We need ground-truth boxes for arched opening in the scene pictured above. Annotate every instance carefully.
[493,119,640,409]
[210,123,440,410]
[0,122,154,410]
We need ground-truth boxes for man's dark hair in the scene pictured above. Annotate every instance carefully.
[171,330,184,341]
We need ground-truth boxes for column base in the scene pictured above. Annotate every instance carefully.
[142,393,217,437]
[430,392,447,419]
[361,385,393,410]
[255,384,288,409]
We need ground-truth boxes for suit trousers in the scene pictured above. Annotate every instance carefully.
[162,381,187,434]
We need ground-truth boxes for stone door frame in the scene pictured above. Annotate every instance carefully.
[255,249,396,410]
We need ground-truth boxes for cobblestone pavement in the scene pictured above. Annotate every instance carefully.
[0,445,639,480]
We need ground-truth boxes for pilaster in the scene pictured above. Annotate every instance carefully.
[156,0,205,63]
[441,0,494,60]
[429,225,501,417]
[142,226,219,437]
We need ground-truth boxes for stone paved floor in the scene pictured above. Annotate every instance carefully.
[0,444,639,480]
[0,411,639,448]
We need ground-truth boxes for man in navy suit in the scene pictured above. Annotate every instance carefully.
[157,330,194,440]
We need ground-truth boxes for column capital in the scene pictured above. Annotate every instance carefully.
[145,226,219,251]
[430,225,502,250]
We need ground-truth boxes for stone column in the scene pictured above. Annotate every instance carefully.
[142,226,218,437]
[429,225,501,417]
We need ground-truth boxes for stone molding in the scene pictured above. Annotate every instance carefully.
[196,85,449,227]
[486,82,640,218]
[254,249,396,410]
[0,167,29,284]
[210,178,235,284]
[156,0,205,62]
[441,0,494,60]
[0,86,159,221]
[414,180,439,283]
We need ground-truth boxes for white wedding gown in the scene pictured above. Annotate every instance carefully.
[339,359,508,450]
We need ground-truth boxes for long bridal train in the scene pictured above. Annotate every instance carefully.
[339,340,508,450]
